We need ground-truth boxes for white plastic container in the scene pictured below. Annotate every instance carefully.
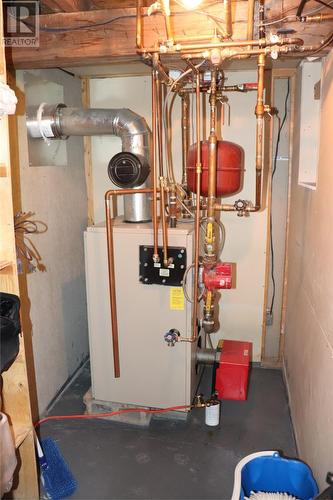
[0,412,17,496]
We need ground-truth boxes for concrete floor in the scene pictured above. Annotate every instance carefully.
[40,365,296,500]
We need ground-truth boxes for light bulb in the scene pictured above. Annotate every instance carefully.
[181,0,202,10]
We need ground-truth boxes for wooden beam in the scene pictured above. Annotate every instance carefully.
[6,2,332,69]
[81,77,94,225]
[7,4,250,68]
[42,0,93,13]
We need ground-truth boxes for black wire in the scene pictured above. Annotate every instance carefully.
[296,0,309,18]
[29,14,137,33]
[314,0,333,9]
[22,5,223,34]
[269,78,290,316]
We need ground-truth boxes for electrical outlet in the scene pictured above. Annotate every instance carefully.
[266,309,273,326]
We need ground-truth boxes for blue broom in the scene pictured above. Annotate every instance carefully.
[35,433,77,499]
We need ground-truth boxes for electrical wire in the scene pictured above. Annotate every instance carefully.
[14,212,47,273]
[22,4,227,34]
[35,405,192,427]
[269,79,290,316]
[261,0,333,25]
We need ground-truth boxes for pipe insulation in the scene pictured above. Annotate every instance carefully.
[26,104,152,222]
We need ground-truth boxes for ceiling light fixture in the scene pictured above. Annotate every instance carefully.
[181,0,203,10]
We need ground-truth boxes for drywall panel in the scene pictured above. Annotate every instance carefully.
[284,50,333,489]
[90,71,268,361]
[16,69,89,414]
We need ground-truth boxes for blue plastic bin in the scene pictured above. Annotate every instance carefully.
[231,451,319,500]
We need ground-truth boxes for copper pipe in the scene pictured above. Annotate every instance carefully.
[258,0,265,39]
[181,94,190,186]
[169,183,177,228]
[160,177,169,265]
[105,188,159,378]
[181,71,202,344]
[207,69,217,223]
[139,37,303,54]
[224,0,232,38]
[247,0,255,40]
[156,74,164,178]
[301,13,333,22]
[254,53,266,211]
[152,70,159,262]
[213,54,266,215]
[136,0,143,49]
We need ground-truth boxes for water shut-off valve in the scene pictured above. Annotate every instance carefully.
[164,328,180,347]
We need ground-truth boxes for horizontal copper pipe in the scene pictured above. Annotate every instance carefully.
[105,187,160,378]
[301,13,333,22]
[138,37,304,54]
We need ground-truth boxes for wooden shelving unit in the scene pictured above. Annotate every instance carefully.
[0,3,38,497]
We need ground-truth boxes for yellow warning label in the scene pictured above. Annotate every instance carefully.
[170,287,185,311]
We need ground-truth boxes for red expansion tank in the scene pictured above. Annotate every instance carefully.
[186,140,244,197]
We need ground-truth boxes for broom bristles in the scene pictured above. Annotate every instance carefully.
[41,438,77,499]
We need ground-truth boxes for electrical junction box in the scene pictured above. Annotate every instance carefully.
[84,218,199,410]
[215,339,251,401]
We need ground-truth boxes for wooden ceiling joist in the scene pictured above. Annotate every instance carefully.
[42,0,92,13]
[5,1,333,70]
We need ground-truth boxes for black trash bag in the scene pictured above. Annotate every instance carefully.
[0,293,21,374]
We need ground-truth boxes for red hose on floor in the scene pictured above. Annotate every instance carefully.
[35,405,192,427]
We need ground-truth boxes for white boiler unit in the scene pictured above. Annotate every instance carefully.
[84,218,199,410]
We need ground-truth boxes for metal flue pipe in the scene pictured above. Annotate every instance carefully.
[27,105,152,222]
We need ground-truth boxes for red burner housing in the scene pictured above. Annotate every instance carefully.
[186,140,244,197]
[215,339,252,401]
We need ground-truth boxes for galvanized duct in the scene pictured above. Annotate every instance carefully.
[26,104,151,222]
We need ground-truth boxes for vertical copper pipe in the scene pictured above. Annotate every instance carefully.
[191,72,202,342]
[255,53,266,210]
[105,188,158,377]
[181,94,190,186]
[105,195,120,378]
[152,70,159,261]
[224,0,232,38]
[247,0,255,40]
[156,75,164,178]
[160,177,169,265]
[136,0,143,49]
[207,69,217,222]
[258,0,265,39]
[169,183,177,228]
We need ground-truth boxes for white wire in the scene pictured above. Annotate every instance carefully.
[261,0,333,26]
